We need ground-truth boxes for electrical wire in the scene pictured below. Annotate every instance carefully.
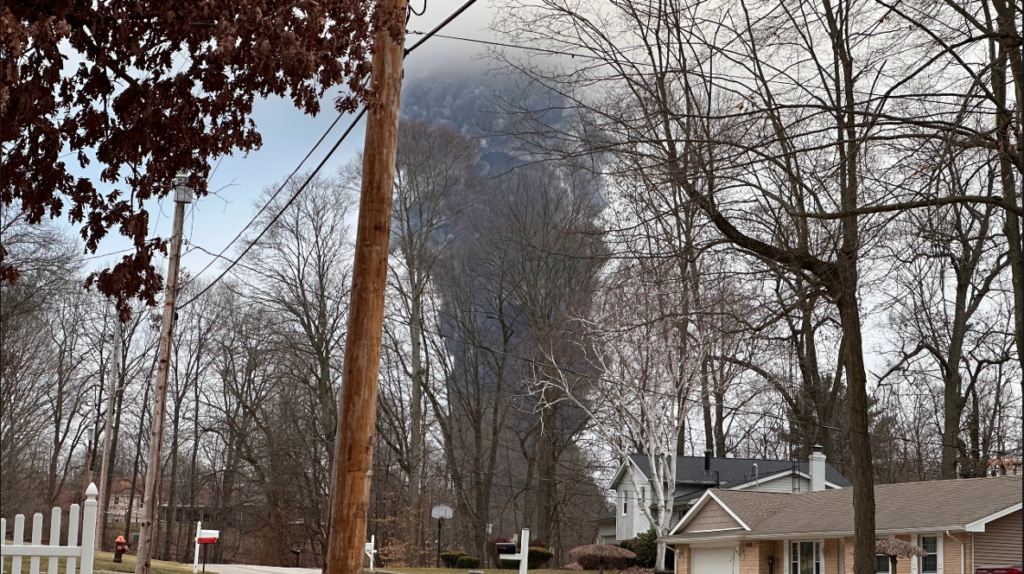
[182,109,351,288]
[177,107,367,310]
[176,0,483,310]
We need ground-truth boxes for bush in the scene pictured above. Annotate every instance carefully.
[577,554,629,572]
[528,546,554,569]
[456,556,482,569]
[500,559,520,570]
[441,551,469,568]
[620,529,659,568]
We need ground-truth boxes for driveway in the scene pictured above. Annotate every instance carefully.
[212,564,322,574]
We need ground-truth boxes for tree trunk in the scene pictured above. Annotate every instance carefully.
[990,0,1024,383]
[162,405,181,560]
[534,399,557,544]
[406,285,424,565]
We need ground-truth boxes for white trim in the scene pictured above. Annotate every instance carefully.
[660,526,978,545]
[668,490,752,535]
[963,503,1021,532]
[784,540,790,574]
[610,459,650,491]
[911,534,919,574]
[728,471,845,491]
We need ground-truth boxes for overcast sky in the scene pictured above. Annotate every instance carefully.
[83,0,500,280]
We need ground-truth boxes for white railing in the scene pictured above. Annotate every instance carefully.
[1,482,98,574]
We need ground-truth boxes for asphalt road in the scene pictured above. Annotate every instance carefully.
[212,564,322,574]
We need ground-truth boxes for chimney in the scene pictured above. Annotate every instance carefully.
[809,445,826,492]
[704,450,712,473]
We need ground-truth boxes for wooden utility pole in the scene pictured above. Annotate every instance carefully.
[135,174,192,574]
[324,1,407,572]
[97,316,122,550]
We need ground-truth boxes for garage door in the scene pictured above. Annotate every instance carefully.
[692,547,737,574]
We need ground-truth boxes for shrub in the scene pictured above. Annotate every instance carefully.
[441,551,469,568]
[577,554,629,572]
[456,556,482,569]
[500,559,521,570]
[620,529,658,568]
[528,546,554,569]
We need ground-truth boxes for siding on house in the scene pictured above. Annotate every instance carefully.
[684,499,743,533]
[974,510,1023,567]
[615,467,654,541]
[734,474,812,494]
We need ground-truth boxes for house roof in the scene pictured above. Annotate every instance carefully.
[618,454,852,489]
[664,475,1023,542]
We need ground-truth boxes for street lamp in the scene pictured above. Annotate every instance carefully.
[82,426,96,500]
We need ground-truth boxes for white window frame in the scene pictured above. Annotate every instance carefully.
[790,540,824,574]
[877,536,895,574]
[623,490,629,516]
[919,534,942,574]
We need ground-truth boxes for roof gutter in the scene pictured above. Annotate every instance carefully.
[660,526,974,545]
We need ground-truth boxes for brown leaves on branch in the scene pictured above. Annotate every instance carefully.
[1,0,395,314]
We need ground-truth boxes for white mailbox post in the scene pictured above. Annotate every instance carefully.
[498,528,530,574]
[364,535,377,571]
[193,522,219,573]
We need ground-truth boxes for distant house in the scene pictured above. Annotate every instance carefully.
[598,448,851,544]
[107,478,144,523]
[662,475,1022,574]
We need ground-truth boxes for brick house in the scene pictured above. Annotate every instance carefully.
[661,475,1022,574]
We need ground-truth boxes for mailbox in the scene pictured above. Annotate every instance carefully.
[496,542,517,555]
[197,529,219,544]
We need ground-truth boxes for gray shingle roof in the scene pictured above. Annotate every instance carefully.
[624,454,852,489]
[665,475,1022,540]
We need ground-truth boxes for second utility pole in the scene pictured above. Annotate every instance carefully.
[96,315,122,549]
[324,0,407,571]
[134,174,192,574]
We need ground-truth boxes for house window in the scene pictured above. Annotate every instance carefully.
[791,541,821,574]
[876,539,890,574]
[641,487,646,508]
[623,490,629,515]
[920,536,938,573]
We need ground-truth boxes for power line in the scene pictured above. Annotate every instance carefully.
[177,107,367,310]
[183,109,352,288]
[405,30,600,61]
[176,0,483,309]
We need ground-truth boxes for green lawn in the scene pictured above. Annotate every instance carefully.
[2,551,212,574]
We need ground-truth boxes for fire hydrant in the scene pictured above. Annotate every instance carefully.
[113,535,131,563]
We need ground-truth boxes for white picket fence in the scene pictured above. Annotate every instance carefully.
[1,483,97,574]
